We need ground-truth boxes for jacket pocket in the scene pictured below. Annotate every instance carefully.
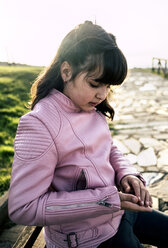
[75,169,87,191]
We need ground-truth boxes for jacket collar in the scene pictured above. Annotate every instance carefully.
[50,88,84,113]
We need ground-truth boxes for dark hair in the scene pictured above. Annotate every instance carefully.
[30,21,127,119]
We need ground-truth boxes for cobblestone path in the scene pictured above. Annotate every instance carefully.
[110,69,168,247]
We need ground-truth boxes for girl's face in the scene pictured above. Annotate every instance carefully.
[63,72,110,112]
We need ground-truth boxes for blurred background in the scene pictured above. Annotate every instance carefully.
[0,0,168,194]
[0,1,168,247]
[0,0,168,68]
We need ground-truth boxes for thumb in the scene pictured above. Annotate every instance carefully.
[121,180,131,193]
[119,192,138,204]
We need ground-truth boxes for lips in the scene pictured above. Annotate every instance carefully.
[89,102,99,107]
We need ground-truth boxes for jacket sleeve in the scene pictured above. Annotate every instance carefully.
[109,141,143,187]
[8,113,121,227]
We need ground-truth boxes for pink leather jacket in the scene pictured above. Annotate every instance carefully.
[8,89,140,248]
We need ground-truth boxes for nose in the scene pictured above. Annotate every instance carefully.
[96,87,108,101]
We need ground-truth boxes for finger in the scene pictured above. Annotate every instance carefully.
[139,187,146,206]
[121,180,131,193]
[144,190,150,207]
[121,201,153,212]
[130,180,141,201]
[144,189,152,207]
[149,194,153,207]
[145,191,153,207]
[119,192,138,204]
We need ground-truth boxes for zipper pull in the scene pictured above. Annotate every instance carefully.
[97,200,112,208]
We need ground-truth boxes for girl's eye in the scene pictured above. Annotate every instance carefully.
[89,82,99,88]
[88,80,110,89]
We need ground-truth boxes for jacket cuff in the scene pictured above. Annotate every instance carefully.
[118,173,146,187]
[134,173,146,186]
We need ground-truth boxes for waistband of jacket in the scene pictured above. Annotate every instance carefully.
[45,226,98,247]
[44,213,123,248]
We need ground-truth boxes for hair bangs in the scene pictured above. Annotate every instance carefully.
[95,49,128,85]
[77,54,104,80]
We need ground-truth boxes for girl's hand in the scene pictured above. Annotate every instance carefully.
[120,175,153,208]
[118,191,152,212]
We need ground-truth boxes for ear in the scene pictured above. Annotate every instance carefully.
[60,61,72,82]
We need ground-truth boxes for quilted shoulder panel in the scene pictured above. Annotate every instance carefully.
[15,114,53,160]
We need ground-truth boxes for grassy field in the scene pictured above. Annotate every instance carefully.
[133,67,168,79]
[0,65,43,195]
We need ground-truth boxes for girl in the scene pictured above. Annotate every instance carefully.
[8,21,168,248]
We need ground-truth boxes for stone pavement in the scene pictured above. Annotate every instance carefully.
[109,69,168,247]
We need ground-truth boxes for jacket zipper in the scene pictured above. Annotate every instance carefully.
[46,199,112,210]
[98,200,112,207]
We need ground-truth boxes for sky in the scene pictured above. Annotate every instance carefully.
[0,0,168,68]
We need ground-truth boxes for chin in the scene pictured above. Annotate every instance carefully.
[84,107,96,112]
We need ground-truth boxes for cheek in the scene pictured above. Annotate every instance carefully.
[77,89,92,102]
[81,92,93,103]
[78,94,89,104]
[72,92,86,105]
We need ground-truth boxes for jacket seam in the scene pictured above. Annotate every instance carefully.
[15,113,61,162]
[57,111,108,187]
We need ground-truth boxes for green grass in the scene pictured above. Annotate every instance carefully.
[0,65,43,195]
[131,67,168,79]
[151,69,168,79]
